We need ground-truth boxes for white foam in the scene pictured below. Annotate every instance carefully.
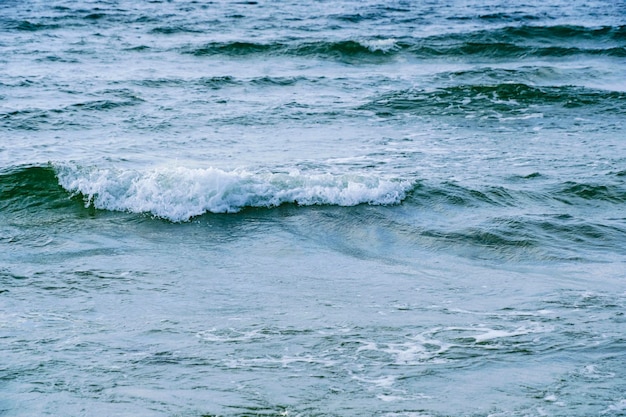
[196,328,267,343]
[353,375,397,388]
[377,394,422,402]
[363,38,400,53]
[54,164,413,222]
[224,355,336,369]
[581,364,616,380]
[356,334,453,366]
[603,399,626,414]
[471,327,533,343]
[383,412,434,417]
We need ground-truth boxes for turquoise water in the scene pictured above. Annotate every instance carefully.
[1,1,625,416]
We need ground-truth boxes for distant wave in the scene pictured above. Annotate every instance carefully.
[0,88,145,131]
[7,20,62,31]
[185,39,398,63]
[53,164,413,222]
[4,79,621,132]
[405,25,626,59]
[408,179,626,208]
[150,25,203,35]
[132,75,308,89]
[492,25,626,42]
[181,25,626,61]
[360,83,626,117]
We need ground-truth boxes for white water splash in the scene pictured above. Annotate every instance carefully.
[54,163,413,222]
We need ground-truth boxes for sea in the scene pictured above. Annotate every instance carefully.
[1,0,625,416]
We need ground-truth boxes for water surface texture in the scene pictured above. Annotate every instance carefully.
[1,1,625,416]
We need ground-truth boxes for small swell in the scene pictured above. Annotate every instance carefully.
[181,26,625,61]
[188,41,277,56]
[185,39,402,62]
[410,25,626,59]
[554,182,626,204]
[360,84,626,117]
[150,25,202,34]
[12,20,61,31]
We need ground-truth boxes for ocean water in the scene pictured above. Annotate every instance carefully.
[1,0,625,416]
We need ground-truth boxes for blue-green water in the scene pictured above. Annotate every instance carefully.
[1,1,625,416]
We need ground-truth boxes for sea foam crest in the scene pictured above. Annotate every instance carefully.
[55,164,411,222]
[362,38,400,53]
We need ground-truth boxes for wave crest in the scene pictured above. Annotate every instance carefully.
[54,164,412,222]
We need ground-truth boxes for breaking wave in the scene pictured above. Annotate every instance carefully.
[53,164,412,222]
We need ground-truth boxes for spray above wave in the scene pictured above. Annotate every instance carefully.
[54,164,412,222]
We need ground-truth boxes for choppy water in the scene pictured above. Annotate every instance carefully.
[1,1,625,416]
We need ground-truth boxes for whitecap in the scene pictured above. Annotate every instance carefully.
[363,38,400,53]
[54,163,413,222]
